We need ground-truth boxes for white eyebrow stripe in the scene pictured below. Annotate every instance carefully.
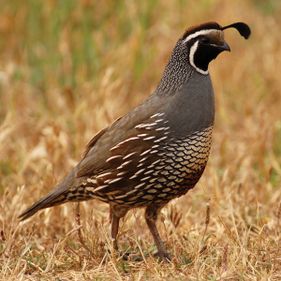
[182,29,219,44]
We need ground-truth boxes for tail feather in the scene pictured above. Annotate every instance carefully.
[18,189,68,221]
[19,170,76,221]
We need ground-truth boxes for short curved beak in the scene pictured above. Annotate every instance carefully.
[218,41,231,52]
[211,41,231,52]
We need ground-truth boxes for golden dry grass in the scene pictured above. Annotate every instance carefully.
[0,0,281,280]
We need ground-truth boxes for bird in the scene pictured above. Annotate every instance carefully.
[19,21,251,260]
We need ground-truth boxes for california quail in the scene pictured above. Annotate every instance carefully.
[19,21,251,260]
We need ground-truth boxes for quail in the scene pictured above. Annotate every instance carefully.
[19,21,251,260]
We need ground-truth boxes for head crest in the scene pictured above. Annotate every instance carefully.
[221,22,251,39]
[182,21,251,41]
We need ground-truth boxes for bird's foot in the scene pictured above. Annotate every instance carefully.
[121,251,144,262]
[110,248,144,262]
[153,251,171,262]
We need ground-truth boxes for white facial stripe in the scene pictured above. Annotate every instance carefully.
[182,29,219,44]
[189,41,209,75]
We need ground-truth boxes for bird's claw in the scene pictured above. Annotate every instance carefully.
[153,251,171,262]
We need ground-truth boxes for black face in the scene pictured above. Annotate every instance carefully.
[193,36,230,71]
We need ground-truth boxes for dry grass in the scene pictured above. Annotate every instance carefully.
[0,0,281,280]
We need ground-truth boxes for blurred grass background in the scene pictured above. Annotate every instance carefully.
[0,0,281,280]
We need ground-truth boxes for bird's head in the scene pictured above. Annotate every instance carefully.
[180,22,251,75]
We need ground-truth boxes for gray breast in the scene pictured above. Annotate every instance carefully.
[164,71,215,138]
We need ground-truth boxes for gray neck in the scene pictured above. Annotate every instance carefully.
[164,70,215,138]
[155,41,193,96]
[152,40,215,138]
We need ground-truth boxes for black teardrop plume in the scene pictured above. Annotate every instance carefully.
[222,22,251,39]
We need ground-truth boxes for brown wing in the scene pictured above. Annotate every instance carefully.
[82,127,109,158]
[76,94,165,178]
[77,113,170,204]
[18,96,169,219]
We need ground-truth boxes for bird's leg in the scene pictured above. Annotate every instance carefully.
[145,205,171,261]
[111,213,120,251]
[109,205,128,253]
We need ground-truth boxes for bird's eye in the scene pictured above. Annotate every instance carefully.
[200,37,210,44]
